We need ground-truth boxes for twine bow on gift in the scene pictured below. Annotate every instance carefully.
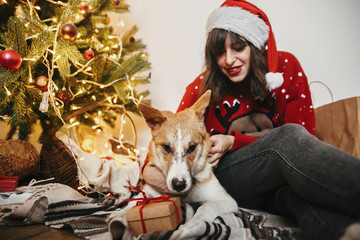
[117,185,181,234]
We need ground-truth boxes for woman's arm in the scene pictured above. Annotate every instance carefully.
[142,163,171,194]
[208,134,234,168]
[274,51,316,134]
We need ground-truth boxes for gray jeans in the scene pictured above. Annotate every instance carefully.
[214,123,360,239]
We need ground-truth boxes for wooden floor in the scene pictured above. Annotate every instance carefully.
[0,224,81,240]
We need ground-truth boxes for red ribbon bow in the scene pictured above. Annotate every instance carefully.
[117,185,181,234]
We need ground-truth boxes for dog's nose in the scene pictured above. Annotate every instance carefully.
[171,178,186,192]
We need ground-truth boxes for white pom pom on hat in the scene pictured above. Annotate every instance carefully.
[206,0,284,91]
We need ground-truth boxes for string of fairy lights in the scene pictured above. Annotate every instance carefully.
[2,0,144,120]
[1,0,147,193]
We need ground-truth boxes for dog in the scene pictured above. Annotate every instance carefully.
[137,90,238,224]
[108,90,238,239]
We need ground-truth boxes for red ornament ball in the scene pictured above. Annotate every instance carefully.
[129,37,135,43]
[79,4,88,13]
[55,89,72,105]
[84,48,94,60]
[60,23,78,41]
[0,49,22,70]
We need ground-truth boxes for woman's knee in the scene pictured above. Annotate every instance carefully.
[277,123,308,135]
[267,123,312,142]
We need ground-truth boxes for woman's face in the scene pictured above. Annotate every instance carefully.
[216,34,251,83]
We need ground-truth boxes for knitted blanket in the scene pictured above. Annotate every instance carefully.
[0,183,301,239]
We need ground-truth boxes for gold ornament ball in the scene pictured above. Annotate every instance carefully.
[35,75,49,87]
[60,23,78,41]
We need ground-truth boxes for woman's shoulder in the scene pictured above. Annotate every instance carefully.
[277,51,302,67]
[274,51,308,93]
[277,50,297,59]
[277,50,306,82]
[177,73,204,112]
[186,73,204,89]
[183,73,204,97]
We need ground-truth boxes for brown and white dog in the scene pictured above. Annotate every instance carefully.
[137,90,238,225]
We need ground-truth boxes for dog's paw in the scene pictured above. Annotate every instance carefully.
[173,220,205,238]
[106,208,128,224]
[182,217,208,229]
[107,208,133,240]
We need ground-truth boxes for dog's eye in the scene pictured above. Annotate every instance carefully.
[162,144,172,154]
[186,144,196,154]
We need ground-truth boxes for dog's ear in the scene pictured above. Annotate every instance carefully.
[190,90,211,124]
[138,103,167,130]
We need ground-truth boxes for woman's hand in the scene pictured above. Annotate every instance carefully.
[208,134,234,168]
[142,163,171,194]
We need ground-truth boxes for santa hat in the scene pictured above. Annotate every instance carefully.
[206,0,283,91]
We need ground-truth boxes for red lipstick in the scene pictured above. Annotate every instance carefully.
[227,66,242,75]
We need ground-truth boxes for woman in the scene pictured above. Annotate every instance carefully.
[143,0,360,239]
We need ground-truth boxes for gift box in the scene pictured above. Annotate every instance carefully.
[0,175,19,191]
[125,196,183,236]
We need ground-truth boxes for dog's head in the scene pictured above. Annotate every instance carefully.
[138,90,212,194]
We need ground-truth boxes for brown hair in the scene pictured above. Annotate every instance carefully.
[200,29,269,104]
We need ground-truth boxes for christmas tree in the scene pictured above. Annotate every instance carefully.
[0,0,150,149]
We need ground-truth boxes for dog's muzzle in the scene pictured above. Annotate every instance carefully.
[171,178,187,192]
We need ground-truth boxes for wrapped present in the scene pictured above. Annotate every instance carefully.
[122,188,183,236]
[0,175,19,192]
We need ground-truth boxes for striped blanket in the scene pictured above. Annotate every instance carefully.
[0,183,301,239]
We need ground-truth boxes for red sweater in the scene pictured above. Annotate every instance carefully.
[177,51,315,151]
